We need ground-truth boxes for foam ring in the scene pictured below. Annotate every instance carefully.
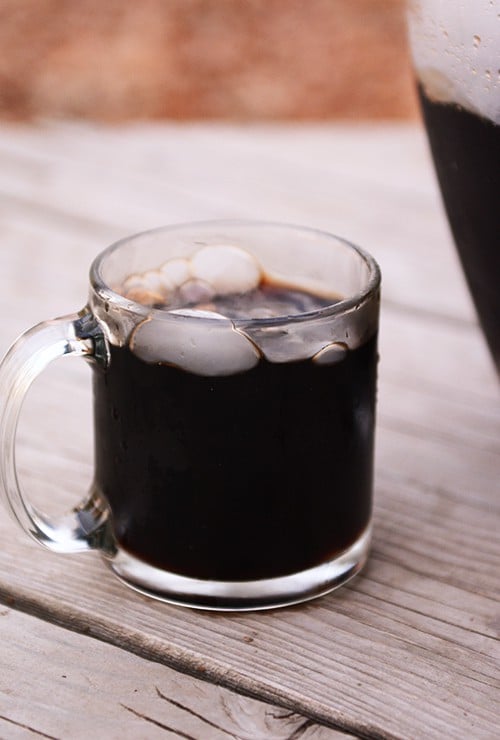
[130,314,261,376]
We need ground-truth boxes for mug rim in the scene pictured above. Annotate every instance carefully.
[89,219,381,328]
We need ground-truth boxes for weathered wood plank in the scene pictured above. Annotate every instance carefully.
[0,537,498,740]
[0,419,498,740]
[0,608,346,740]
[0,122,475,324]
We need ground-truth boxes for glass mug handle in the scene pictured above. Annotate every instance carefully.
[0,311,109,553]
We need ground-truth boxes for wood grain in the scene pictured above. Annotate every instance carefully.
[0,122,498,740]
[0,122,473,325]
[0,608,349,740]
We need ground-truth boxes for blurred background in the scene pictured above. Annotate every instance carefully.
[0,0,417,121]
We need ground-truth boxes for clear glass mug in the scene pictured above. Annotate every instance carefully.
[0,221,380,610]
[407,0,500,375]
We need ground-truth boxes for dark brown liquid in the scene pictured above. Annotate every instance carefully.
[419,86,500,372]
[92,289,377,581]
[161,281,335,318]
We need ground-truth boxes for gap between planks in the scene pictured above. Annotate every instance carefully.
[0,593,372,740]
[0,607,352,740]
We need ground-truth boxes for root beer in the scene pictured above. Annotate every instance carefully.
[92,248,377,581]
[419,85,500,371]
[408,0,500,374]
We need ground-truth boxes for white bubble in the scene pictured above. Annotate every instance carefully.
[143,270,170,297]
[122,270,170,305]
[409,0,500,123]
[246,324,330,364]
[130,314,261,376]
[177,278,215,305]
[190,245,261,295]
[159,258,192,291]
[312,342,348,365]
[123,274,144,292]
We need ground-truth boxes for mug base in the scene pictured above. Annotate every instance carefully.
[104,525,371,611]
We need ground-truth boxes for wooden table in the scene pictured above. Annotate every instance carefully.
[0,122,498,739]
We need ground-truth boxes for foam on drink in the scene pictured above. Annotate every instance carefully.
[118,244,348,374]
[130,311,261,376]
[408,0,500,124]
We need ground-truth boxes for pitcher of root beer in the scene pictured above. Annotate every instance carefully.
[408,0,500,376]
[0,221,380,610]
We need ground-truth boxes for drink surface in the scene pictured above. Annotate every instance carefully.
[171,281,333,319]
[92,281,377,581]
[419,85,500,371]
